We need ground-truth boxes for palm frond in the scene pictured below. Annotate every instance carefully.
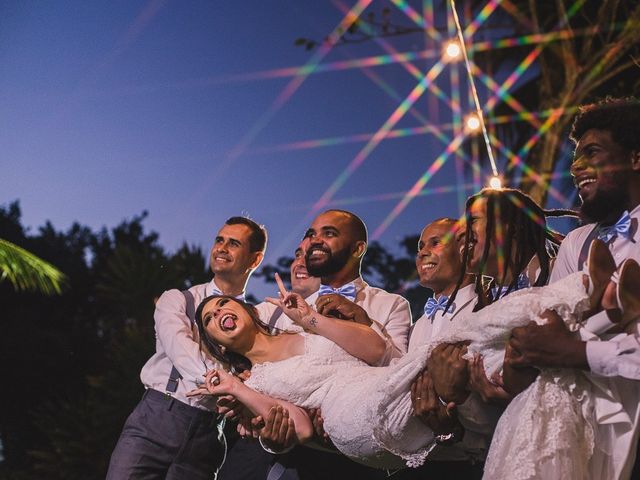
[0,238,67,295]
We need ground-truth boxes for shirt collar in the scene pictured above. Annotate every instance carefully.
[449,284,477,314]
[206,278,246,301]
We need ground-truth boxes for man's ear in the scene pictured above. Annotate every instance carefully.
[352,240,367,259]
[631,150,640,172]
[249,251,264,271]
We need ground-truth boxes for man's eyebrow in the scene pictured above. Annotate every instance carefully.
[303,228,314,238]
[320,226,339,233]
[576,141,600,152]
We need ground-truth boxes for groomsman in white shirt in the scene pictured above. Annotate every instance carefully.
[231,209,412,480]
[107,216,267,480]
[508,97,640,479]
[396,218,496,479]
[296,209,410,358]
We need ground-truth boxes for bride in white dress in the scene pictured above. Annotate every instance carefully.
[187,246,638,471]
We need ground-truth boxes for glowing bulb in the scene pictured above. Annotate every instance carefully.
[444,40,462,60]
[465,114,481,131]
[489,176,502,189]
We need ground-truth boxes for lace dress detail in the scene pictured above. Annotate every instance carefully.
[246,333,433,469]
[246,272,594,472]
[484,370,595,480]
[431,272,596,479]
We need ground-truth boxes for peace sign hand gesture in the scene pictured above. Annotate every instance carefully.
[266,273,314,326]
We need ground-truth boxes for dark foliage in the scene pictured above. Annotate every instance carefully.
[0,201,209,479]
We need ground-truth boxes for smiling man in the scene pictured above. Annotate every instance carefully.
[257,239,321,332]
[301,209,411,358]
[107,216,267,480]
[511,98,640,371]
[398,218,489,480]
[507,98,640,479]
[240,209,411,480]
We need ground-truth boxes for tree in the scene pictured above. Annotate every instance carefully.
[0,201,212,479]
[0,202,67,295]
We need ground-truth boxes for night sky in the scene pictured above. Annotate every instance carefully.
[1,1,576,299]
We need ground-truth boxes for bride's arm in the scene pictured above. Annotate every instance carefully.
[268,293,386,365]
[189,370,314,443]
[267,273,386,365]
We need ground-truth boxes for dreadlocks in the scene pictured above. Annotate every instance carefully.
[448,188,564,312]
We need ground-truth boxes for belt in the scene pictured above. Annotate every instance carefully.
[143,388,220,422]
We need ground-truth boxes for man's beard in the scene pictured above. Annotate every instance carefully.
[306,245,352,277]
[580,186,628,224]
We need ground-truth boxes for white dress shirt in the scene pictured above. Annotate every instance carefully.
[140,279,235,410]
[255,277,412,366]
[550,205,640,478]
[550,204,640,380]
[408,284,502,462]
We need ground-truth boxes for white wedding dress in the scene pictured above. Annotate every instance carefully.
[430,272,596,479]
[247,272,594,473]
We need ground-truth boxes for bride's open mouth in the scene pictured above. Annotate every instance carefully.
[219,313,237,331]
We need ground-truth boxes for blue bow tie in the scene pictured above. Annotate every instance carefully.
[317,283,357,301]
[491,273,529,299]
[424,295,455,320]
[211,285,245,302]
[597,211,632,243]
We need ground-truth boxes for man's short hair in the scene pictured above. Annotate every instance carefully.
[570,97,640,151]
[325,209,368,244]
[225,216,268,253]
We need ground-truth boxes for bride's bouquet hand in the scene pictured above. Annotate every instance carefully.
[266,273,314,326]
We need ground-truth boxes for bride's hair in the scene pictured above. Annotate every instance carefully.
[195,295,272,374]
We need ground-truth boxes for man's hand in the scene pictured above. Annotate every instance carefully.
[502,344,539,397]
[509,310,588,369]
[468,354,512,406]
[306,408,333,447]
[259,405,297,452]
[216,395,242,420]
[315,294,372,326]
[237,414,265,439]
[410,370,461,436]
[428,342,470,404]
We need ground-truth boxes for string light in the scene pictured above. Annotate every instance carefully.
[465,113,481,132]
[443,40,462,61]
[489,175,503,189]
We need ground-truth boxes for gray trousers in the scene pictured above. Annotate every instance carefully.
[106,389,226,480]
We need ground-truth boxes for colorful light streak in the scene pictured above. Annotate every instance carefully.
[181,0,373,217]
[489,123,571,205]
[168,25,615,91]
[239,106,577,159]
[390,0,426,27]
[372,131,467,240]
[311,60,446,213]
[463,0,501,38]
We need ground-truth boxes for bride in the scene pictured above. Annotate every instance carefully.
[187,242,639,470]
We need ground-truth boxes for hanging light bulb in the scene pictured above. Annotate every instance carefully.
[465,113,481,132]
[443,40,462,61]
[489,175,502,189]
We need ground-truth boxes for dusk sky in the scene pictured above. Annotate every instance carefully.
[1,1,577,298]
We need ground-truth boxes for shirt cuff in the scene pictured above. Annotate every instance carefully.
[587,340,624,377]
[258,436,296,455]
[581,310,615,336]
